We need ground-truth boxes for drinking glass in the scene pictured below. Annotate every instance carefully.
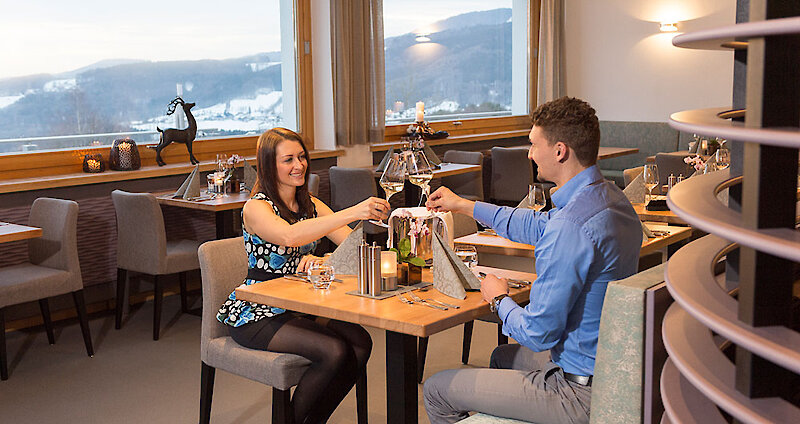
[455,245,478,268]
[715,149,730,170]
[308,260,335,290]
[370,154,405,227]
[216,154,228,173]
[524,184,547,212]
[643,164,659,204]
[406,150,434,206]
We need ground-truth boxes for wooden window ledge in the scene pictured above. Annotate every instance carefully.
[370,129,530,152]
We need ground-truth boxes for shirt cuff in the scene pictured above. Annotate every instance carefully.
[473,202,499,228]
[496,296,517,322]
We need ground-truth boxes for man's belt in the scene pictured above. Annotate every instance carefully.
[564,372,593,387]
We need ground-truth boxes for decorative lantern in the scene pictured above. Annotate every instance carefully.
[109,138,141,171]
[82,153,105,173]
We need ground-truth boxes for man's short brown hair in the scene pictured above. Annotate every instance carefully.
[531,97,600,167]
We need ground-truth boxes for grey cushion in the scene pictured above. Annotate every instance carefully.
[491,147,532,202]
[329,167,377,211]
[308,173,320,197]
[198,237,310,390]
[0,264,71,308]
[442,150,484,201]
[164,240,202,275]
[457,413,531,423]
[598,121,680,173]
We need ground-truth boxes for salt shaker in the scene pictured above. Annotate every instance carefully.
[677,174,684,184]
[368,243,382,297]
[357,241,370,295]
[667,174,677,192]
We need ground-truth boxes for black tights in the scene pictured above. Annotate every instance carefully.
[230,314,372,424]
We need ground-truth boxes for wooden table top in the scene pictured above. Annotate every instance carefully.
[236,265,534,338]
[632,202,686,225]
[454,222,692,258]
[508,146,639,161]
[368,162,481,179]
[153,190,252,212]
[0,222,42,243]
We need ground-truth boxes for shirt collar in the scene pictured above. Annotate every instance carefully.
[550,165,604,209]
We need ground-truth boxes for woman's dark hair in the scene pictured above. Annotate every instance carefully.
[255,127,315,223]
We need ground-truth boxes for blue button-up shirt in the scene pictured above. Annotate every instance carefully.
[473,165,641,376]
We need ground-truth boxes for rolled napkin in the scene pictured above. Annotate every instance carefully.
[243,158,258,191]
[431,231,481,300]
[325,222,364,275]
[623,172,646,204]
[174,164,201,199]
[375,148,395,173]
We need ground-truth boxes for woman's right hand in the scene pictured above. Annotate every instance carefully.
[348,197,391,221]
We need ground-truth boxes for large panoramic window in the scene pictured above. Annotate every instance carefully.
[0,0,298,154]
[383,0,529,124]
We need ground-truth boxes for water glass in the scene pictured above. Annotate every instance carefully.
[455,245,478,269]
[308,261,335,290]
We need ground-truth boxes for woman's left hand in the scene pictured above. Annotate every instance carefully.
[298,254,323,274]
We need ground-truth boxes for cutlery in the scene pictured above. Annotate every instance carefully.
[425,298,460,309]
[408,292,450,310]
[478,272,530,288]
[398,292,447,310]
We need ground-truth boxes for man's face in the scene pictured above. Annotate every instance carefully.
[528,126,558,182]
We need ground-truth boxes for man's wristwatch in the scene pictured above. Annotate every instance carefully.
[489,293,509,314]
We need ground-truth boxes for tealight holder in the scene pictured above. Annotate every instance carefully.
[109,138,141,171]
[82,153,105,173]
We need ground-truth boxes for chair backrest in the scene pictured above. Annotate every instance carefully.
[655,152,693,183]
[198,237,247,359]
[111,190,167,274]
[328,166,377,211]
[491,147,532,202]
[28,197,81,289]
[442,150,484,200]
[308,173,321,197]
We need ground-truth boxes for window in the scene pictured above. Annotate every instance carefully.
[382,0,530,125]
[0,0,299,154]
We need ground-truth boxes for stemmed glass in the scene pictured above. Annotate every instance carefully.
[406,150,433,206]
[370,154,405,227]
[643,164,659,205]
[524,184,546,212]
[715,148,730,170]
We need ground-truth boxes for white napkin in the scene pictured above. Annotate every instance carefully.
[243,158,258,191]
[623,172,646,204]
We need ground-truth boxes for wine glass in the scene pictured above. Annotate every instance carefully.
[455,245,478,268]
[406,150,433,206]
[715,148,730,170]
[524,184,546,212]
[216,154,228,173]
[370,154,405,227]
[643,164,659,204]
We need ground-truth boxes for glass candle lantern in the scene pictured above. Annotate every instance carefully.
[82,153,105,173]
[380,251,398,291]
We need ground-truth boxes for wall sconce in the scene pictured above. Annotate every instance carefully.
[660,22,678,32]
[415,33,431,43]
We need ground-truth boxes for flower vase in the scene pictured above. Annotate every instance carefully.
[398,263,422,285]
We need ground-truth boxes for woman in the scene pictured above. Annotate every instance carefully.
[216,128,390,423]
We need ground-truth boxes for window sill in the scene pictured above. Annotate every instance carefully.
[371,129,530,152]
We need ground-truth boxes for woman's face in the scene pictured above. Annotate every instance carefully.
[274,139,307,188]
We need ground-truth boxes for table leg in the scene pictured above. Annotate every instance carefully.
[215,210,236,239]
[385,330,418,424]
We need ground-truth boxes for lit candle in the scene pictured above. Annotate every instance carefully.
[87,159,100,171]
[214,172,225,193]
[119,142,131,153]
[381,251,397,277]
[415,101,425,122]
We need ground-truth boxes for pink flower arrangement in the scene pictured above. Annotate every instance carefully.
[684,155,706,171]
[408,217,430,255]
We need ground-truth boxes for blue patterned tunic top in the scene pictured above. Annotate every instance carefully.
[216,193,318,327]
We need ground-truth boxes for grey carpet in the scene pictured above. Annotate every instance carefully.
[0,295,505,423]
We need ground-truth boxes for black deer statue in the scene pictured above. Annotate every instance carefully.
[148,96,199,166]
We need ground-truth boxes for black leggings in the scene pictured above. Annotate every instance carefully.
[229,312,372,424]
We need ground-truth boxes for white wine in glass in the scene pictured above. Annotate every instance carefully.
[526,184,546,212]
[370,154,405,227]
[643,164,659,204]
[407,151,433,206]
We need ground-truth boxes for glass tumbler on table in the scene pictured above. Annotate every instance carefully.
[308,260,335,290]
[370,154,405,227]
[642,164,659,204]
[455,245,478,269]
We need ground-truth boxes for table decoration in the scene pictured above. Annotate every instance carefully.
[147,96,199,166]
[387,208,453,263]
[243,158,257,191]
[109,138,141,171]
[173,164,201,199]
[82,153,105,173]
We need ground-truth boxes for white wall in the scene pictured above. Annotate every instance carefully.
[564,0,736,122]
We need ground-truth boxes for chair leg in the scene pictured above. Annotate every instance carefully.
[1,308,7,380]
[72,290,94,357]
[179,271,189,313]
[153,275,163,341]
[199,362,216,424]
[417,336,428,384]
[272,387,293,424]
[461,320,475,364]
[497,323,508,346]
[356,372,368,424]
[38,298,55,345]
[115,268,127,329]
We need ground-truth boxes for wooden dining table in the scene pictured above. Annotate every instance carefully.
[508,145,639,161]
[153,190,251,239]
[236,265,535,424]
[631,202,687,225]
[0,222,42,244]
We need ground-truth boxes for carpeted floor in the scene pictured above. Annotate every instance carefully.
[0,295,504,423]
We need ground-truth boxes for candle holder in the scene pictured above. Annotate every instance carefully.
[109,138,141,171]
[406,120,449,140]
[82,153,105,173]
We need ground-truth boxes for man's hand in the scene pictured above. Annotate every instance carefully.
[426,186,475,215]
[480,273,509,304]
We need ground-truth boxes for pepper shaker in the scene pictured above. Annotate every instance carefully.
[368,243,382,297]
[357,241,370,295]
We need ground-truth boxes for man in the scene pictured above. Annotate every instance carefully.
[423,97,642,424]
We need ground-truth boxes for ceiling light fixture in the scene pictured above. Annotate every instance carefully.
[660,22,678,32]
[415,34,431,43]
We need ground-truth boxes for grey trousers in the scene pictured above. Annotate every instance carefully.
[423,344,592,424]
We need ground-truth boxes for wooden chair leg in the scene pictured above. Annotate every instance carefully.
[497,323,508,346]
[199,362,216,424]
[153,275,163,341]
[72,290,94,357]
[417,336,429,384]
[272,387,294,424]
[461,320,475,364]
[115,268,127,329]
[1,308,7,380]
[356,372,368,424]
[179,271,189,313]
[38,298,55,345]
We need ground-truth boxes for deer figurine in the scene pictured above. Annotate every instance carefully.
[149,97,200,166]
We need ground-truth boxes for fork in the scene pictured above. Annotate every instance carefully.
[407,292,449,310]
[396,292,414,304]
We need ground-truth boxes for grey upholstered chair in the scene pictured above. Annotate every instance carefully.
[442,150,484,201]
[655,152,694,186]
[0,197,93,380]
[111,190,201,340]
[198,237,367,424]
[328,166,377,211]
[623,166,644,187]
[308,173,320,198]
[491,147,533,204]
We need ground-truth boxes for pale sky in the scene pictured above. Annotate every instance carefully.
[0,0,509,80]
